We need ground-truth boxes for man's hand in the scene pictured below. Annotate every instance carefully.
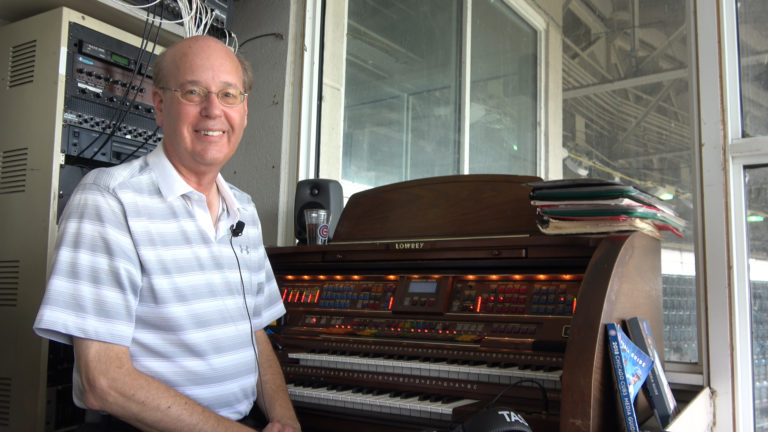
[262,421,302,432]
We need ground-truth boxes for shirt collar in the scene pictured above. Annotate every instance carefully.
[147,144,242,223]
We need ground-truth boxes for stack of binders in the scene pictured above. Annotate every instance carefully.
[528,179,686,239]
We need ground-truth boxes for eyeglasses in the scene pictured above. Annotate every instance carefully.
[159,86,247,107]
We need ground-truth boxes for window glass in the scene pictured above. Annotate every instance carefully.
[342,0,460,188]
[561,0,698,363]
[341,0,537,189]
[737,1,768,138]
[469,0,537,174]
[744,165,768,430]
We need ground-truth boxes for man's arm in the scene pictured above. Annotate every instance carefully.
[253,330,301,431]
[74,337,256,432]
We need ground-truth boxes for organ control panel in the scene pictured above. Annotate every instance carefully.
[281,274,579,317]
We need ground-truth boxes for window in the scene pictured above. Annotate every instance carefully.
[315,0,701,365]
[319,0,544,196]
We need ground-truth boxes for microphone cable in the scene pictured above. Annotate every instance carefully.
[229,226,271,423]
[485,378,549,416]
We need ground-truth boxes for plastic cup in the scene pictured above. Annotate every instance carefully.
[304,208,330,245]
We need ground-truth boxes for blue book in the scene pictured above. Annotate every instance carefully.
[607,322,653,431]
[627,317,679,429]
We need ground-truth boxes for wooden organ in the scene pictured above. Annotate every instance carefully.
[266,175,664,432]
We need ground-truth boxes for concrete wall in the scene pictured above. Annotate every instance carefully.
[224,0,303,246]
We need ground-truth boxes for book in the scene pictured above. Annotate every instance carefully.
[606,322,653,432]
[626,317,679,428]
[527,179,677,216]
[536,204,687,231]
[537,216,666,239]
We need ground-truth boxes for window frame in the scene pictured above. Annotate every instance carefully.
[720,0,768,429]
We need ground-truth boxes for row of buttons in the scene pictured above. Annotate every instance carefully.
[490,324,537,335]
[485,295,527,304]
[65,114,160,142]
[481,305,526,314]
[531,305,572,315]
[316,300,389,310]
[401,296,436,307]
[531,294,574,305]
[76,67,147,93]
[75,87,155,114]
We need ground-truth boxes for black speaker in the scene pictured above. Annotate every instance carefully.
[294,179,344,244]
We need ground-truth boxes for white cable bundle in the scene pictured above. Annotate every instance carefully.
[109,0,239,51]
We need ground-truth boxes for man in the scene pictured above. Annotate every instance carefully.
[34,36,301,432]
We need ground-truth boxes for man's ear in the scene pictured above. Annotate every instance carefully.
[151,87,164,127]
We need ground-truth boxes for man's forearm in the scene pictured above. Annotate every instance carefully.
[74,338,255,432]
[253,331,301,430]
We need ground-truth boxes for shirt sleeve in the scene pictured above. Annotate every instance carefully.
[33,175,142,346]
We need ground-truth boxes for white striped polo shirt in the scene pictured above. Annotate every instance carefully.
[33,145,286,420]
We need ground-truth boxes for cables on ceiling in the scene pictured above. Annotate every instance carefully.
[109,0,238,51]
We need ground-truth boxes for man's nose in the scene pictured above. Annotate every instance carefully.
[200,91,224,115]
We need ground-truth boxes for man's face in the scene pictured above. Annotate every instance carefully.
[152,37,248,178]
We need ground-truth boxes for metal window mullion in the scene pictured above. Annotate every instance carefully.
[698,0,739,430]
[405,94,411,180]
[459,0,472,174]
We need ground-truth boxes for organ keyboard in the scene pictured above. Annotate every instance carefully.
[267,175,664,432]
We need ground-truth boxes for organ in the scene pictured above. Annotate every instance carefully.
[266,175,664,431]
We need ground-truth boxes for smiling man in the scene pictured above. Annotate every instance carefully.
[33,36,301,432]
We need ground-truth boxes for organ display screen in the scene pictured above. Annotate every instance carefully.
[407,280,438,293]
